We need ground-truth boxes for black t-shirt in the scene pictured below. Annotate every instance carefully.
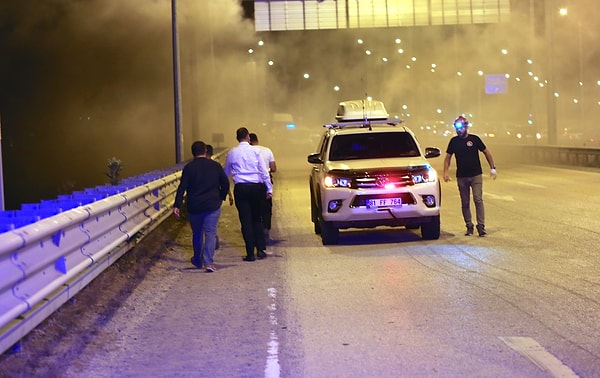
[174,157,230,214]
[446,134,487,178]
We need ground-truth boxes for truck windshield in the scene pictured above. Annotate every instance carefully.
[329,132,420,161]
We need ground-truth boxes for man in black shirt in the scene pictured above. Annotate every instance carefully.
[173,141,230,271]
[443,116,497,237]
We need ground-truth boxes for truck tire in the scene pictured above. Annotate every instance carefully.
[320,218,339,245]
[310,185,321,234]
[421,215,440,240]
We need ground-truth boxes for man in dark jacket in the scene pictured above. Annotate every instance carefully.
[173,141,230,272]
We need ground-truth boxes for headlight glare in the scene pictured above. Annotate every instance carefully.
[412,167,437,184]
[324,175,350,188]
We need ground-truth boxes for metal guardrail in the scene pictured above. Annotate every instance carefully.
[0,166,184,355]
[527,145,600,168]
[494,144,600,169]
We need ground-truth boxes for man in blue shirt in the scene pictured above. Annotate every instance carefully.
[443,116,497,237]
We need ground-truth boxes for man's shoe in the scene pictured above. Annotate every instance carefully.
[264,229,274,245]
[465,226,474,236]
[243,256,256,262]
[191,257,202,269]
[257,251,267,259]
[477,225,487,237]
[205,265,216,272]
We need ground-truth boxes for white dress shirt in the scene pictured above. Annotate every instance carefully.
[253,145,276,173]
[224,141,273,194]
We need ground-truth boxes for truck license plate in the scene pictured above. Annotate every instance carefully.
[366,198,402,208]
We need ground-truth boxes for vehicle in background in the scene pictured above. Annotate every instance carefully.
[259,112,321,156]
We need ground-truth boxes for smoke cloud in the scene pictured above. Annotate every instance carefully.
[0,0,255,208]
[1,0,598,209]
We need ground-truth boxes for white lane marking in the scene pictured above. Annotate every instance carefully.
[499,336,579,377]
[515,181,547,189]
[485,192,515,201]
[265,287,280,378]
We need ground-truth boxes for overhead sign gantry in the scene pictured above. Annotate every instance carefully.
[254,0,510,31]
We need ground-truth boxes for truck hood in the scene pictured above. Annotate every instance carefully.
[324,157,431,172]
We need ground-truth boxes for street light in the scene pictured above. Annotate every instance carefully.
[545,0,558,145]
[171,0,183,163]
[299,73,310,125]
[559,8,584,128]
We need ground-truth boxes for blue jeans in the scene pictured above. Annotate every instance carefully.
[188,207,221,266]
[457,175,484,228]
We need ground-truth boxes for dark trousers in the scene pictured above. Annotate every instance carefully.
[261,197,272,230]
[234,183,267,257]
[457,175,485,228]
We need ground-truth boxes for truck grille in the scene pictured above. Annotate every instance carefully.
[333,167,429,189]
[355,174,413,189]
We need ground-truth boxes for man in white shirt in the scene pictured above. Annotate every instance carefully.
[224,127,273,261]
[249,133,277,244]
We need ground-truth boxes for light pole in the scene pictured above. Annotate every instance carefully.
[560,8,584,133]
[545,0,558,145]
[477,70,484,121]
[453,25,461,115]
[172,0,183,163]
[576,19,584,127]
[299,73,310,126]
[0,114,4,210]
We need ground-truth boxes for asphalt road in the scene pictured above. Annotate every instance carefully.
[1,156,599,377]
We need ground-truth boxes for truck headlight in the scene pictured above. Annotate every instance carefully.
[324,175,351,188]
[411,167,437,184]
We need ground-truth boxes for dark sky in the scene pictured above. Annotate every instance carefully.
[0,1,172,208]
[1,0,599,210]
[0,0,256,209]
